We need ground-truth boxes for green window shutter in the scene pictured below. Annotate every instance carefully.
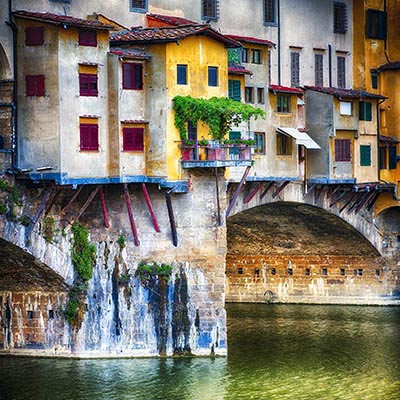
[389,146,397,169]
[360,145,371,166]
[359,101,372,121]
[228,80,241,101]
[379,147,386,169]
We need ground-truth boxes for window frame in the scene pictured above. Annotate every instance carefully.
[242,48,249,63]
[245,87,254,103]
[276,132,292,156]
[340,101,352,116]
[251,49,262,64]
[122,63,143,90]
[257,87,265,104]
[201,0,219,21]
[370,70,378,89]
[80,122,99,151]
[25,26,44,46]
[360,144,372,166]
[337,56,346,88]
[122,127,144,152]
[208,66,219,87]
[314,53,324,87]
[78,29,97,47]
[366,9,387,40]
[334,2,348,34]
[130,0,148,13]
[254,132,265,155]
[26,75,45,97]
[277,94,291,113]
[264,0,277,25]
[359,101,372,121]
[79,73,98,97]
[177,64,188,85]
[228,79,241,101]
[290,51,300,87]
[334,138,351,162]
[389,145,397,170]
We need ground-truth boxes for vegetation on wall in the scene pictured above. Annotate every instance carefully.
[173,95,265,141]
[136,262,172,287]
[0,178,20,221]
[42,216,56,243]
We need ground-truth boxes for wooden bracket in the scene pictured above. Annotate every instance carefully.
[226,165,251,218]
[142,183,160,232]
[215,168,222,226]
[244,183,263,204]
[69,185,102,225]
[165,189,178,247]
[272,181,290,199]
[99,186,110,228]
[61,185,83,215]
[123,183,140,246]
[260,181,275,200]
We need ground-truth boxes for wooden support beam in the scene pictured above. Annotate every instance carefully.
[303,184,316,198]
[70,185,102,224]
[44,188,62,216]
[226,165,251,218]
[327,185,343,200]
[272,181,290,199]
[366,192,380,211]
[61,185,83,215]
[99,186,110,228]
[339,192,358,213]
[314,185,326,203]
[329,190,348,208]
[244,183,263,204]
[260,181,275,200]
[354,191,376,214]
[165,190,178,247]
[123,183,140,246]
[25,188,53,242]
[214,168,222,226]
[142,183,160,232]
[347,193,366,214]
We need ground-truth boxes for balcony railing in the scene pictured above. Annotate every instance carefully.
[180,141,253,168]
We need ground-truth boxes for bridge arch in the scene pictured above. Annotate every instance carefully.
[0,44,11,80]
[375,206,400,256]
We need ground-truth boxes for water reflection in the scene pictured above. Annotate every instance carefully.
[1,304,399,400]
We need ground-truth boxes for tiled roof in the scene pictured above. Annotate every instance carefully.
[110,48,151,60]
[228,65,252,75]
[110,25,241,47]
[13,10,114,30]
[304,86,386,100]
[269,84,303,95]
[225,34,275,47]
[377,61,400,71]
[147,13,199,27]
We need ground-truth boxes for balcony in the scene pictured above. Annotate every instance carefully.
[180,140,253,168]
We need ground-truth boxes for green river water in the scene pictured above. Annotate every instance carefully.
[1,304,399,400]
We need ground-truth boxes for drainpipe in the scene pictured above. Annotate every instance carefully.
[277,0,281,85]
[328,44,332,87]
[5,0,18,170]
[377,98,386,182]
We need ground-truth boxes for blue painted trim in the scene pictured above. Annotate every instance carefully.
[26,173,189,193]
[246,176,299,182]
[307,178,356,184]
[181,160,252,168]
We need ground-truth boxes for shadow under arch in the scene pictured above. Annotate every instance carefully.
[227,201,379,256]
[0,43,11,80]
[375,206,400,233]
[0,238,69,291]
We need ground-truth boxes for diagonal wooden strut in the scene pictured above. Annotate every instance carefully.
[99,186,110,228]
[70,185,102,225]
[260,181,275,200]
[44,188,62,216]
[272,181,290,199]
[226,166,251,218]
[165,189,178,247]
[61,185,83,215]
[214,168,222,226]
[123,183,140,246]
[244,183,263,204]
[142,183,160,232]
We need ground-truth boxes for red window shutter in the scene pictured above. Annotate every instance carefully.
[80,124,99,151]
[26,75,45,96]
[78,30,97,47]
[25,27,44,46]
[133,64,143,90]
[122,64,133,89]
[123,128,144,151]
[335,139,351,161]
[79,73,98,96]
[122,63,143,90]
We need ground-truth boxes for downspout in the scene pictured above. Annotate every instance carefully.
[5,0,18,170]
[328,44,332,87]
[377,98,386,182]
[277,0,281,85]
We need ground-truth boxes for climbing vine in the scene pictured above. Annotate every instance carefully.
[173,95,265,141]
[135,262,172,287]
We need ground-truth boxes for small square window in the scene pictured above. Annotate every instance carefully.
[78,30,97,47]
[25,26,44,46]
[271,268,276,275]
[26,75,45,96]
[254,268,260,276]
[340,268,346,276]
[123,127,144,151]
[122,63,143,90]
[277,95,291,113]
[177,64,187,85]
[80,123,99,151]
[305,268,310,276]
[208,66,218,86]
[322,268,328,276]
[79,73,98,96]
[130,0,148,13]
[254,132,265,155]
[357,269,363,276]
[375,269,380,277]
[238,267,243,274]
[257,88,265,104]
[27,310,34,319]
[251,49,261,64]
[288,268,293,276]
[48,310,54,319]
[340,101,352,115]
[202,0,219,20]
[245,87,254,103]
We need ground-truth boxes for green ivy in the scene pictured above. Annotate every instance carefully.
[136,262,172,285]
[65,298,80,325]
[117,234,126,249]
[173,95,265,141]
[42,216,56,243]
[71,222,96,282]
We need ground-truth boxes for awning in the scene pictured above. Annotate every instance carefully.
[277,127,321,149]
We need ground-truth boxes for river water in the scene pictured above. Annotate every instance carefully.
[1,304,399,400]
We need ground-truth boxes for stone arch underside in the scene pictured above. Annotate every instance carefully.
[375,206,400,233]
[226,202,399,304]
[0,44,11,80]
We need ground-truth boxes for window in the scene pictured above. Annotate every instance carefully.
[245,87,254,103]
[130,0,147,13]
[277,95,291,113]
[27,311,34,320]
[314,54,324,87]
[242,48,249,63]
[26,75,45,96]
[371,70,378,89]
[79,73,98,96]
[80,122,99,151]
[334,2,347,33]
[257,88,265,104]
[122,63,143,90]
[357,269,363,276]
[277,132,292,155]
[337,56,346,88]
[48,310,54,319]
[375,269,380,277]
[389,146,397,169]
[264,0,276,24]
[187,121,197,141]
[288,268,293,276]
[379,146,387,169]
[366,9,387,40]
[271,268,276,275]
[78,30,97,47]
[251,49,261,64]
[305,268,310,276]
[229,131,241,156]
[360,145,371,166]
[290,51,300,87]
[340,101,352,115]
[177,64,187,85]
[202,0,219,20]
[359,101,372,121]
[254,132,265,154]
[208,66,218,86]
[322,268,328,276]
[25,26,44,46]
[228,80,241,101]
[123,127,144,151]
[340,268,346,276]
[335,139,351,162]
[237,267,243,274]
